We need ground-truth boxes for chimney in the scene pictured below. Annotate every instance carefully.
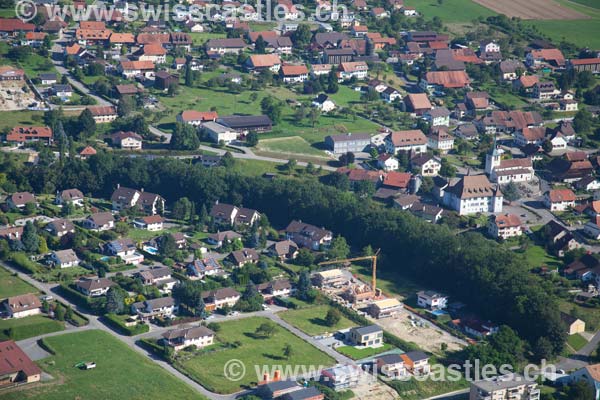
[274,370,281,381]
[263,373,269,382]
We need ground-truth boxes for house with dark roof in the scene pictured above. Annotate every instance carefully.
[132,296,178,321]
[56,188,84,207]
[186,258,222,279]
[6,192,36,209]
[83,212,114,231]
[401,351,430,375]
[2,294,42,319]
[217,115,272,133]
[229,248,260,268]
[285,220,333,250]
[206,230,242,248]
[201,287,241,311]
[257,279,294,299]
[161,326,214,352]
[268,240,299,261]
[111,186,165,215]
[45,219,75,237]
[376,353,407,378]
[75,278,116,297]
[210,203,260,226]
[324,133,370,154]
[348,325,383,347]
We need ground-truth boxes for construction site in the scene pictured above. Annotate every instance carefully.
[312,252,467,355]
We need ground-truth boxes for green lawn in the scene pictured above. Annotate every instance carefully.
[522,245,562,270]
[177,317,335,394]
[568,0,600,8]
[405,0,497,23]
[0,110,45,130]
[567,333,588,351]
[256,136,329,158]
[336,343,395,360]
[279,305,355,336]
[32,265,93,283]
[1,330,204,400]
[126,227,181,242]
[0,315,64,341]
[0,266,38,299]
[189,32,227,45]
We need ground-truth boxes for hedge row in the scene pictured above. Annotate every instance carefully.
[56,284,105,314]
[37,337,57,355]
[103,313,149,336]
[9,252,40,274]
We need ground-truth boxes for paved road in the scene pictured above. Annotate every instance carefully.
[1,262,352,399]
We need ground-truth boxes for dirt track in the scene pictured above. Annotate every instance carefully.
[472,0,588,19]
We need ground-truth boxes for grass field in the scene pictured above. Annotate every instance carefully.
[522,245,562,270]
[189,32,227,45]
[568,0,600,8]
[177,317,335,393]
[279,305,355,336]
[405,0,497,23]
[0,315,64,341]
[0,110,45,130]
[256,136,329,158]
[567,333,588,351]
[156,80,378,144]
[0,266,38,299]
[1,330,203,400]
[336,343,395,360]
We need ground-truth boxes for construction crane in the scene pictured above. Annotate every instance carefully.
[317,249,381,294]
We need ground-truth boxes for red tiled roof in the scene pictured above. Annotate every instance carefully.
[0,19,35,32]
[281,64,308,76]
[548,189,576,203]
[0,340,42,378]
[424,71,470,88]
[383,172,411,188]
[7,126,52,142]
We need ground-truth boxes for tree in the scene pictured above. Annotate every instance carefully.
[117,95,134,117]
[167,82,179,97]
[105,287,126,314]
[542,139,553,153]
[255,35,267,53]
[325,308,341,326]
[172,197,192,220]
[296,248,315,266]
[439,158,457,178]
[283,343,293,360]
[236,282,264,312]
[291,24,312,47]
[260,96,284,125]
[54,304,65,321]
[326,70,339,94]
[502,181,521,202]
[246,132,259,147]
[185,59,193,87]
[65,305,74,321]
[327,235,350,260]
[159,234,178,258]
[171,122,200,150]
[77,108,96,139]
[573,109,593,134]
[567,380,595,400]
[308,108,320,127]
[22,221,39,253]
[255,322,276,337]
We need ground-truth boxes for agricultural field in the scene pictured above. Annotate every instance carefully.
[471,0,587,19]
[1,330,203,400]
[0,315,64,341]
[404,0,497,23]
[279,305,356,336]
[177,317,335,394]
[0,266,39,299]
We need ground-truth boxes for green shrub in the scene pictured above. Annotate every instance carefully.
[104,314,149,336]
[9,252,41,274]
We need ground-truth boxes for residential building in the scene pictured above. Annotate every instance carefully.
[368,298,403,319]
[285,220,333,250]
[426,128,454,152]
[257,380,304,399]
[337,61,368,81]
[111,186,164,215]
[132,297,178,321]
[6,192,36,209]
[568,58,600,74]
[202,288,241,311]
[443,174,503,215]
[320,365,361,391]
[499,60,524,81]
[420,70,470,92]
[49,249,80,268]
[400,351,430,375]
[526,48,565,69]
[409,202,444,223]
[348,325,383,347]
[187,258,222,279]
[205,38,246,56]
[381,87,402,103]
[377,154,399,172]
[312,94,336,112]
[105,238,144,265]
[543,220,582,257]
[111,131,143,150]
[136,267,177,293]
[405,93,433,115]
[424,108,450,127]
[312,269,347,288]
[257,279,294,299]
[2,294,41,319]
[385,130,427,154]
[154,71,179,90]
[488,214,522,240]
[0,226,23,241]
[118,60,155,79]
[376,353,407,378]
[6,126,53,146]
[206,230,242,248]
[246,54,282,73]
[75,278,116,297]
[544,189,576,211]
[210,203,260,226]
[133,215,164,231]
[0,340,42,387]
[561,312,585,335]
[87,106,118,123]
[469,374,540,400]
[417,291,447,310]
[410,154,441,176]
[514,127,547,147]
[161,326,215,352]
[229,248,260,268]
[280,64,309,83]
[268,240,299,261]
[83,212,115,231]
[56,188,84,207]
[45,219,75,237]
[533,81,560,100]
[325,133,371,154]
[177,110,218,126]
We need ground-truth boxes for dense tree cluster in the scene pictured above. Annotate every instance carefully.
[0,151,566,357]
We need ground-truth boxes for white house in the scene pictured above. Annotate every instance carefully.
[161,326,215,352]
[202,121,238,144]
[338,61,368,81]
[544,189,576,212]
[83,212,115,231]
[2,294,42,319]
[423,108,450,127]
[312,94,336,112]
[132,297,178,321]
[49,249,80,268]
[377,153,399,171]
[382,87,402,103]
[488,214,522,240]
[443,174,503,215]
[416,291,447,310]
[427,129,454,153]
[56,188,84,207]
[385,130,428,154]
[105,238,144,265]
[133,215,164,231]
[76,278,115,297]
[480,40,500,53]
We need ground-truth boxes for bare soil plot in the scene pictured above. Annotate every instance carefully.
[472,0,589,19]
[373,309,466,354]
[0,81,37,111]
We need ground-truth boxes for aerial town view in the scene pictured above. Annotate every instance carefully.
[0,0,600,399]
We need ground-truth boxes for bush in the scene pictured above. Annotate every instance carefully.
[56,284,105,314]
[38,338,57,355]
[138,338,173,360]
[103,313,149,336]
[9,252,40,274]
